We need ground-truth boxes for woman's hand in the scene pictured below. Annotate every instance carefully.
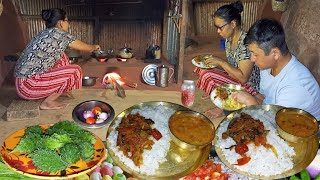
[203,56,225,67]
[231,91,259,106]
[93,45,101,52]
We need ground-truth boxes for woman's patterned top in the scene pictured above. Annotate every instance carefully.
[15,28,76,78]
[225,30,260,91]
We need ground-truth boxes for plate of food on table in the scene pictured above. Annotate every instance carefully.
[210,84,246,111]
[191,54,217,69]
[214,105,319,179]
[0,121,105,179]
[106,101,215,179]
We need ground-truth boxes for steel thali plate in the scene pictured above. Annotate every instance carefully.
[191,54,216,69]
[106,101,212,180]
[214,105,319,179]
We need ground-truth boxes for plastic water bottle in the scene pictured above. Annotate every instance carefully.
[181,80,195,107]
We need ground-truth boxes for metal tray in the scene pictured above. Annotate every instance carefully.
[214,105,319,179]
[106,101,212,180]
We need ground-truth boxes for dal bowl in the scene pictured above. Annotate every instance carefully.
[169,110,215,150]
[275,108,319,143]
[72,100,115,128]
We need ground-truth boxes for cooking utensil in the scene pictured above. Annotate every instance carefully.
[145,44,161,59]
[72,100,115,129]
[82,76,98,86]
[214,105,319,179]
[142,64,157,85]
[118,44,133,59]
[0,124,106,179]
[155,64,174,87]
[106,101,212,179]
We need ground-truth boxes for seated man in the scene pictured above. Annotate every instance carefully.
[232,18,320,120]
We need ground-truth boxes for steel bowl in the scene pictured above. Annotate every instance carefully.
[275,108,319,143]
[72,100,115,129]
[82,76,98,86]
[169,110,215,150]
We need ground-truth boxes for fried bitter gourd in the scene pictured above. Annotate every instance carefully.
[30,149,69,173]
[79,142,95,162]
[60,143,81,164]
[10,133,42,154]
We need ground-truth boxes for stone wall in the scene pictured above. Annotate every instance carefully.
[281,0,320,84]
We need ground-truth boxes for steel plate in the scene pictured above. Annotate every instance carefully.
[214,105,319,179]
[142,64,157,85]
[210,84,245,111]
[191,54,216,69]
[106,101,212,180]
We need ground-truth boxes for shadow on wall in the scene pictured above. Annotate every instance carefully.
[0,0,28,87]
[281,0,320,84]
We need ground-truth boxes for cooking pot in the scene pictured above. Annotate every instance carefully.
[146,44,161,59]
[82,76,98,86]
[92,50,110,62]
[118,44,133,59]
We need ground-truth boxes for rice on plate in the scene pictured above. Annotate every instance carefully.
[107,105,175,175]
[215,108,296,177]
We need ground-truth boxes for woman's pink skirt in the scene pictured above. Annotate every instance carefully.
[194,67,258,96]
[15,54,82,100]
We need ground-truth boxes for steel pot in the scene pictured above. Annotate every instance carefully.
[118,44,133,59]
[82,76,98,86]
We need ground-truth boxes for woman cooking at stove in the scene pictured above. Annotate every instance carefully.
[14,8,101,110]
[194,1,260,118]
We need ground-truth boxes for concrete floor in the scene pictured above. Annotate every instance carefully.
[0,35,226,143]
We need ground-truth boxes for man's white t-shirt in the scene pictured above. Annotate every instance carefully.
[260,55,320,120]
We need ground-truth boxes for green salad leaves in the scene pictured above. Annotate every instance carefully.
[10,120,96,173]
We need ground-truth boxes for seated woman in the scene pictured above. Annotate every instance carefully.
[14,8,101,110]
[194,1,260,118]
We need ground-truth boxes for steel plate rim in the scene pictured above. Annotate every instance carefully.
[214,104,319,179]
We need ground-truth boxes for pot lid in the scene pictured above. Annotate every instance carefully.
[142,64,157,85]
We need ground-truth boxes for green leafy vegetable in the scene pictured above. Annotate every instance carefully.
[46,120,83,135]
[8,120,97,173]
[29,149,68,173]
[72,130,96,144]
[60,143,81,164]
[10,133,42,154]
[24,125,43,136]
[80,142,95,162]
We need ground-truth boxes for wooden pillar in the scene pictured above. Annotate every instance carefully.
[177,0,188,83]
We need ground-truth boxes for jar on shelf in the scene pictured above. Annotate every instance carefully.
[181,80,195,107]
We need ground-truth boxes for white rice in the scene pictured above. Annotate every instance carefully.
[107,105,175,175]
[215,109,296,176]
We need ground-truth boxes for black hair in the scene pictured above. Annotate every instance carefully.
[41,8,66,28]
[213,1,243,26]
[245,18,289,55]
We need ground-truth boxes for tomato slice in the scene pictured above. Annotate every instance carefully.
[235,156,251,166]
[235,143,249,155]
[92,106,102,115]
[151,129,162,140]
[86,117,96,124]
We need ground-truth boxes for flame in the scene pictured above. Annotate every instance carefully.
[102,72,125,85]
